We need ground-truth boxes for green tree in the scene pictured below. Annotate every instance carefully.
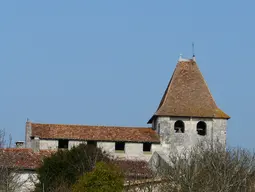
[72,161,124,192]
[35,144,111,192]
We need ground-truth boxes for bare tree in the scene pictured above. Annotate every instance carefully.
[0,129,34,192]
[112,158,160,192]
[153,140,255,192]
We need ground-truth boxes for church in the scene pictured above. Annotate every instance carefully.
[22,54,230,161]
[4,54,230,191]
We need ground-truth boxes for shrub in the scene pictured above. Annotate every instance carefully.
[72,161,124,192]
[35,144,111,191]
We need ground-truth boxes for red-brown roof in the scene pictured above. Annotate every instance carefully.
[0,148,152,178]
[115,159,153,179]
[31,123,160,143]
[0,148,52,170]
[148,59,230,123]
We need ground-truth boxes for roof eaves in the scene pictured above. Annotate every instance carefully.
[36,137,160,143]
[148,113,230,122]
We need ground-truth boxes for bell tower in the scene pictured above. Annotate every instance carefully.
[148,55,230,155]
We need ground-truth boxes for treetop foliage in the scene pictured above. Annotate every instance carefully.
[35,144,111,192]
[72,161,124,192]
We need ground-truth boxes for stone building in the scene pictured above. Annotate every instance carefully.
[25,122,161,161]
[23,55,230,160]
[148,55,230,156]
[3,55,230,191]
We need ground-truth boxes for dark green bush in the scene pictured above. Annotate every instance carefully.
[35,144,111,192]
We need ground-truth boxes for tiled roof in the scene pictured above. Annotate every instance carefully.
[0,148,152,178]
[148,59,230,123]
[0,148,52,170]
[115,159,153,179]
[31,123,160,143]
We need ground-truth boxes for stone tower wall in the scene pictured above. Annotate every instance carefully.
[153,117,227,156]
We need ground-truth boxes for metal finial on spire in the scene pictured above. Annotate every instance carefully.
[192,42,195,57]
[192,42,196,61]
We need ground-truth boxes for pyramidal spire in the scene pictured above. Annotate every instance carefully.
[148,57,230,123]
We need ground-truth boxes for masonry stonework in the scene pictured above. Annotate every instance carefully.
[68,140,86,149]
[39,140,58,150]
[212,119,228,146]
[25,121,32,148]
[153,116,227,155]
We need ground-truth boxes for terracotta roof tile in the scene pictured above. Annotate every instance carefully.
[0,148,53,170]
[31,123,160,143]
[1,148,152,178]
[148,59,230,123]
[115,160,153,179]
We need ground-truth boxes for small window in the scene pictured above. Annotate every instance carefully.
[157,123,160,134]
[197,121,206,136]
[87,141,97,147]
[152,120,157,130]
[143,143,152,152]
[58,139,69,149]
[174,120,185,133]
[115,142,125,152]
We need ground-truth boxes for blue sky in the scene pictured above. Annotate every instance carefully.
[0,1,254,149]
